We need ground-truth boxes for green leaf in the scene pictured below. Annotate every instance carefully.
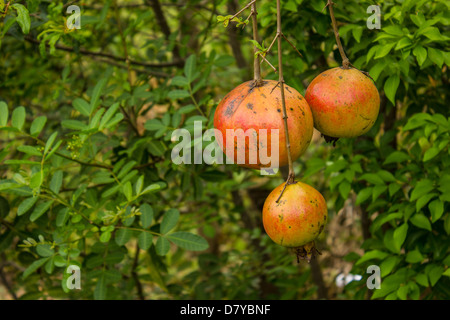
[352,27,363,43]
[393,223,408,251]
[155,237,170,255]
[355,250,389,265]
[50,171,63,194]
[383,151,410,165]
[429,199,444,222]
[17,145,42,156]
[22,258,49,280]
[397,285,408,300]
[99,102,120,130]
[138,232,153,250]
[122,181,133,202]
[395,37,412,51]
[410,213,432,231]
[168,90,190,100]
[0,101,8,127]
[105,113,123,128]
[36,244,54,257]
[423,147,440,163]
[372,185,388,202]
[416,193,437,212]
[375,43,396,59]
[406,250,424,264]
[90,78,108,111]
[389,183,401,197]
[410,179,433,201]
[360,173,385,185]
[178,105,197,114]
[89,108,105,129]
[166,232,209,251]
[30,116,47,136]
[30,201,54,222]
[413,46,427,66]
[415,273,428,287]
[356,187,373,205]
[171,76,189,87]
[11,4,30,34]
[44,132,58,155]
[29,168,44,188]
[115,228,132,246]
[141,183,162,195]
[11,106,26,131]
[100,231,112,243]
[54,255,67,267]
[184,55,197,82]
[428,265,444,286]
[94,274,107,300]
[72,98,91,117]
[380,256,400,277]
[338,181,351,199]
[140,204,154,228]
[61,120,87,131]
[428,48,444,68]
[160,209,180,234]
[384,74,400,105]
[377,170,396,182]
[422,27,447,41]
[17,197,38,216]
[144,119,165,131]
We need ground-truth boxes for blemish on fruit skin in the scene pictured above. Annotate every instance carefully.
[277,109,281,113]
[285,86,292,93]
[246,103,254,110]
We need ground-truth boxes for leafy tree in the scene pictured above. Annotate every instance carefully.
[0,0,449,300]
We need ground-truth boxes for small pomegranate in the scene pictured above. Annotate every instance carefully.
[214,80,314,169]
[262,181,327,261]
[305,67,380,138]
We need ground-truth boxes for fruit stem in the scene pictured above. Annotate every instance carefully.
[326,0,350,69]
[251,2,263,86]
[276,0,295,201]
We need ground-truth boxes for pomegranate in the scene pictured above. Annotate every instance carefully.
[305,67,380,138]
[262,181,327,261]
[213,80,314,169]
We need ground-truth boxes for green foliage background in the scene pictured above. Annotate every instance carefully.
[0,0,449,300]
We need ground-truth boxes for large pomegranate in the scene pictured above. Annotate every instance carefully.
[214,80,314,169]
[262,181,327,260]
[305,67,380,138]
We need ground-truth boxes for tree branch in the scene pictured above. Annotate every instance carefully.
[146,0,181,61]
[326,0,350,68]
[24,36,183,68]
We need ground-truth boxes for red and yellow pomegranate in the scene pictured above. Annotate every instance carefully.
[214,80,313,169]
[305,67,380,138]
[262,181,327,249]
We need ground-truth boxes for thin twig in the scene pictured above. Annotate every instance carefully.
[326,0,350,68]
[251,2,263,85]
[132,242,145,300]
[265,33,279,56]
[0,264,18,300]
[275,0,295,203]
[258,53,277,73]
[281,33,303,58]
[229,0,257,21]
[24,36,184,68]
